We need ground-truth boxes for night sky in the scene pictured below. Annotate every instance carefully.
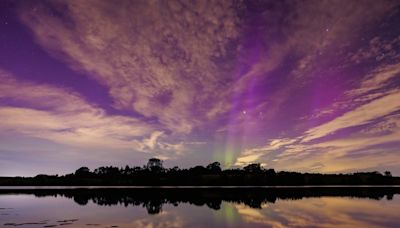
[1,0,400,176]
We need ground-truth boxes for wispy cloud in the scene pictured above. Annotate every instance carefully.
[234,59,400,173]
[0,69,156,150]
[234,138,297,166]
[302,89,400,143]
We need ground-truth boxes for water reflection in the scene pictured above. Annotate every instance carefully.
[0,187,399,227]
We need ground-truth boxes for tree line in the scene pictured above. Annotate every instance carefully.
[0,158,398,186]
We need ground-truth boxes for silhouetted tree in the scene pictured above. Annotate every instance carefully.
[169,166,180,172]
[243,163,262,173]
[75,167,91,176]
[93,166,119,176]
[190,166,207,175]
[265,169,276,175]
[385,171,392,177]
[206,162,222,173]
[147,158,164,173]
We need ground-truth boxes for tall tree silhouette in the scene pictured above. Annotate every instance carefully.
[147,158,164,173]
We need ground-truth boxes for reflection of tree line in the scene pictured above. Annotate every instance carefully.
[1,159,399,186]
[1,187,399,214]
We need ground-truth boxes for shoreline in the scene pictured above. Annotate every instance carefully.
[1,185,400,189]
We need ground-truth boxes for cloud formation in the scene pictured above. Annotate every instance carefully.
[302,89,400,143]
[1,0,399,175]
[234,59,400,173]
[18,0,243,134]
[0,69,156,150]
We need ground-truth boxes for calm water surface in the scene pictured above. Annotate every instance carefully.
[0,187,399,227]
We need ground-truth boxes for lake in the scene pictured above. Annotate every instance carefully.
[0,187,399,227]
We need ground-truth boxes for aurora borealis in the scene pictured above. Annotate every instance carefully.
[1,0,400,176]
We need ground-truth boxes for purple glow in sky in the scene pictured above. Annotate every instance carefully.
[1,0,400,176]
